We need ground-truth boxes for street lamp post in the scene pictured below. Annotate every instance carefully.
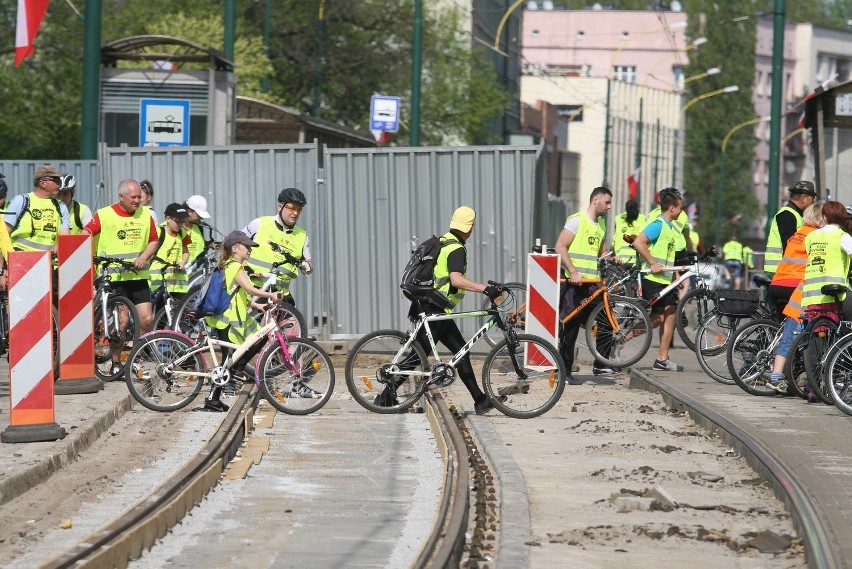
[642,36,707,88]
[715,116,770,246]
[683,67,721,85]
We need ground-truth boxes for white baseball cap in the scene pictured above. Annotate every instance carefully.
[184,195,210,219]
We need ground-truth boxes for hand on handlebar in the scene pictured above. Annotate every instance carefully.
[483,282,503,301]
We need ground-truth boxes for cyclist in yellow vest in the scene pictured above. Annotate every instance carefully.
[633,189,685,372]
[57,175,93,235]
[241,188,313,306]
[611,200,645,264]
[202,231,285,412]
[3,164,71,255]
[555,187,613,383]
[803,201,852,310]
[0,174,10,288]
[84,179,161,376]
[183,194,214,268]
[380,206,503,414]
[722,235,745,290]
[764,180,818,275]
[149,203,191,297]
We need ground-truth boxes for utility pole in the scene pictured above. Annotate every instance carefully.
[262,0,271,93]
[410,0,423,146]
[602,79,611,187]
[312,0,327,117]
[80,0,102,160]
[766,0,785,234]
[224,0,235,69]
[635,98,644,201]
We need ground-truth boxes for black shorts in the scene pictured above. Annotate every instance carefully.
[112,279,152,305]
[641,277,678,314]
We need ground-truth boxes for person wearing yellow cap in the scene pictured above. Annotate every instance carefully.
[383,206,504,415]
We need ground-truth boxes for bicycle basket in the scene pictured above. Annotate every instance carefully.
[715,289,760,316]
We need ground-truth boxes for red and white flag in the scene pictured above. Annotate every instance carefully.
[627,167,640,201]
[15,0,51,67]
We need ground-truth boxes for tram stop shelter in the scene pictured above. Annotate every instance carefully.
[804,79,852,202]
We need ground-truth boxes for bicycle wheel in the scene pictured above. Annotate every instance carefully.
[802,316,839,404]
[257,337,334,415]
[171,289,208,344]
[694,311,742,385]
[783,331,809,398]
[482,333,565,419]
[676,287,715,352]
[125,331,206,411]
[480,282,526,347]
[268,302,308,339]
[825,334,852,415]
[94,295,140,381]
[51,306,59,380]
[604,261,638,297]
[345,330,429,414]
[584,296,652,368]
[727,319,780,396]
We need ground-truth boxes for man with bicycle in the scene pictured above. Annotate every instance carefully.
[241,188,313,306]
[84,179,160,374]
[632,188,685,372]
[555,186,615,384]
[149,203,191,300]
[395,206,503,415]
[764,180,818,277]
[4,165,71,256]
[57,175,93,234]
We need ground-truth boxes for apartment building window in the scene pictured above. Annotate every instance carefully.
[613,65,637,83]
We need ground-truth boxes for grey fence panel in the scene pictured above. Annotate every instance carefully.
[0,161,101,210]
[324,144,542,338]
[101,143,322,331]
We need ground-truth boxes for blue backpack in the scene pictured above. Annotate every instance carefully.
[193,268,236,316]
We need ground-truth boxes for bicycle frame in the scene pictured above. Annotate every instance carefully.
[559,278,621,329]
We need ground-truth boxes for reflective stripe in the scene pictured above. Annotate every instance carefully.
[779,257,806,265]
[13,238,51,251]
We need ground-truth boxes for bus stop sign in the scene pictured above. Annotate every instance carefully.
[139,99,190,147]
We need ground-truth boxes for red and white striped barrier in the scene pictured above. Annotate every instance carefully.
[56,234,99,394]
[525,249,561,368]
[1,251,66,443]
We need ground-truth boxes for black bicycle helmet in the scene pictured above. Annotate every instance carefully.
[277,187,307,206]
[59,174,77,192]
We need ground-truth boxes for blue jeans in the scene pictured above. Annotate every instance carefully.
[774,317,801,358]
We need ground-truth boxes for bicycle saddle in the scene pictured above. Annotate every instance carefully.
[400,283,434,296]
[751,273,772,287]
[622,234,636,244]
[821,284,847,297]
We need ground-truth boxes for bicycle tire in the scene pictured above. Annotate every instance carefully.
[802,316,839,405]
[604,261,638,297]
[51,306,59,380]
[783,330,809,398]
[480,282,526,347]
[94,295,140,381]
[584,296,652,368]
[825,333,852,415]
[267,302,308,339]
[125,331,206,411]
[345,329,429,414]
[171,289,208,343]
[257,337,334,415]
[694,311,742,385]
[482,333,566,419]
[676,287,715,352]
[727,319,780,396]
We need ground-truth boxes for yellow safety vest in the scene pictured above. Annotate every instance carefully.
[743,246,755,269]
[186,224,205,261]
[149,225,189,294]
[10,193,62,252]
[433,233,464,313]
[205,259,258,343]
[803,226,849,307]
[765,205,803,273]
[722,241,744,262]
[643,218,677,285]
[245,218,308,296]
[565,212,605,279]
[613,212,646,263]
[93,205,152,282]
[67,200,90,235]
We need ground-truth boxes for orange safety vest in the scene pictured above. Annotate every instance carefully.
[771,225,816,288]
[782,283,805,323]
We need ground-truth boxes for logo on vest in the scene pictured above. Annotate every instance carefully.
[31,209,43,220]
[587,235,600,247]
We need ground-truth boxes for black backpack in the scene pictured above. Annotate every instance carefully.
[400,235,457,309]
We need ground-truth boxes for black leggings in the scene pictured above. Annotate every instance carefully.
[209,326,264,401]
[415,317,485,403]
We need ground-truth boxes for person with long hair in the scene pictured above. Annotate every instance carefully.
[611,199,645,264]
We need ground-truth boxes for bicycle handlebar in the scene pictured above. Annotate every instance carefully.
[151,256,184,270]
[93,255,137,271]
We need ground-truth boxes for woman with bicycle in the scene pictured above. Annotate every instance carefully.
[202,230,287,412]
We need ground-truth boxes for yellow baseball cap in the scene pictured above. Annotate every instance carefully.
[450,206,476,232]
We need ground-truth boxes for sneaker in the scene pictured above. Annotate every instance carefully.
[290,381,323,399]
[104,361,124,382]
[565,374,582,385]
[373,386,399,407]
[807,392,820,404]
[231,368,256,383]
[204,398,230,412]
[592,366,621,376]
[474,395,508,415]
[653,359,684,372]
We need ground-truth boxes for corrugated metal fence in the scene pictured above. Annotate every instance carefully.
[2,142,552,339]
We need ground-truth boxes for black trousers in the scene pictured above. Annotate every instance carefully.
[209,326,264,401]
[558,282,607,372]
[414,315,485,403]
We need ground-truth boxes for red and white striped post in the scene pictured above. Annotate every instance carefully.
[55,234,101,395]
[525,244,561,368]
[1,251,66,443]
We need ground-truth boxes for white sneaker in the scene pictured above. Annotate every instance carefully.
[652,359,684,372]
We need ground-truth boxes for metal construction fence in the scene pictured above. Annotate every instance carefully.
[2,141,559,339]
